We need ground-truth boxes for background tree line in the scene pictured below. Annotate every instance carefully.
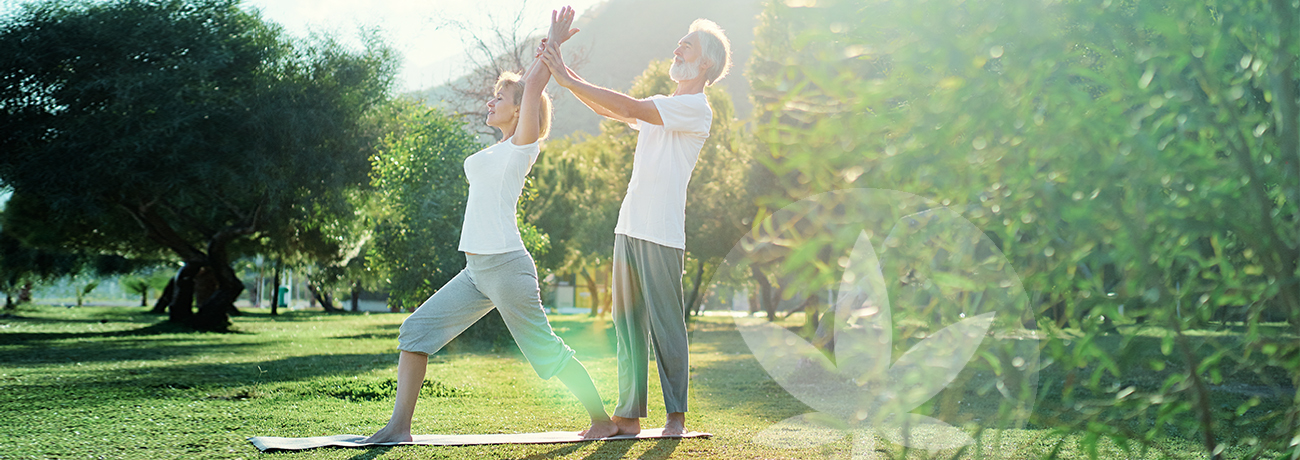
[2,0,1298,455]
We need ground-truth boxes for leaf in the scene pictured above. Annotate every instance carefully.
[874,413,974,450]
[834,230,893,385]
[735,316,847,415]
[886,312,995,412]
[751,412,847,449]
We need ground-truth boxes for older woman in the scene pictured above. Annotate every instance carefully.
[364,7,617,442]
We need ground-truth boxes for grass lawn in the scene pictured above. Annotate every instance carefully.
[0,304,1282,459]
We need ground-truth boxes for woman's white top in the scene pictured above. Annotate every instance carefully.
[458,138,540,254]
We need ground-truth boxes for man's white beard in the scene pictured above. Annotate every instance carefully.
[669,58,701,82]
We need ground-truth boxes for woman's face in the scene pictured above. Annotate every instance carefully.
[485,85,519,131]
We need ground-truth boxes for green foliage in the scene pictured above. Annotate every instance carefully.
[306,376,463,401]
[527,115,635,281]
[0,228,78,299]
[73,280,99,307]
[0,0,398,330]
[748,0,1300,457]
[367,102,483,310]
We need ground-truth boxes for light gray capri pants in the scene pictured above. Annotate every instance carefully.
[397,249,575,380]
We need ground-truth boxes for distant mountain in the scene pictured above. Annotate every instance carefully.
[405,0,763,138]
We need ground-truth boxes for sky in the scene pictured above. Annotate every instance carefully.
[0,0,608,93]
[241,0,608,92]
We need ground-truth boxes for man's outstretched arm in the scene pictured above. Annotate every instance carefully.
[564,66,634,124]
[539,44,664,126]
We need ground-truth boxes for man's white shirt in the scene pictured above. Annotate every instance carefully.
[614,93,712,250]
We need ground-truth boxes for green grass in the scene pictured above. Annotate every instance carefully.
[0,305,1286,459]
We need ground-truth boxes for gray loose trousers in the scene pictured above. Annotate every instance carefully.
[611,234,689,418]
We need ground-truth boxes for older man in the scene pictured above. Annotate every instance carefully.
[539,16,732,436]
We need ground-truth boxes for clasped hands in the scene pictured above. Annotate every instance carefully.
[534,6,579,87]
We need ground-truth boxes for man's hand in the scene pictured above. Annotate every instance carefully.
[534,38,548,58]
[538,42,575,88]
[547,6,580,46]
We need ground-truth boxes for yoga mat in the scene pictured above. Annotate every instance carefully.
[248,428,712,452]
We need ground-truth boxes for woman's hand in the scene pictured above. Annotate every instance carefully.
[547,6,580,46]
[538,42,574,87]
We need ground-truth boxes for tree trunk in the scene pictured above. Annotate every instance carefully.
[308,283,341,312]
[351,283,360,312]
[190,231,244,332]
[270,260,282,316]
[1268,0,1300,334]
[193,267,218,310]
[685,258,707,319]
[582,269,600,316]
[4,293,13,311]
[168,261,202,324]
[753,266,778,321]
[151,278,174,314]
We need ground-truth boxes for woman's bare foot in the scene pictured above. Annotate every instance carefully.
[578,418,619,439]
[610,415,641,436]
[662,412,686,436]
[362,423,413,444]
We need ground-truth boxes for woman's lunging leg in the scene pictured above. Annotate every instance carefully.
[554,357,618,438]
[364,350,428,443]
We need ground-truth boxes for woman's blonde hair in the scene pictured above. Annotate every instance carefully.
[495,72,552,140]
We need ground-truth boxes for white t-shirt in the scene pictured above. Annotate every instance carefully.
[614,93,712,249]
[458,138,540,254]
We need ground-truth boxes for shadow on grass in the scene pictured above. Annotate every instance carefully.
[236,310,389,321]
[2,352,404,410]
[329,322,401,341]
[580,439,635,460]
[635,438,680,459]
[1,320,204,344]
[344,445,391,459]
[522,442,585,459]
[0,322,268,366]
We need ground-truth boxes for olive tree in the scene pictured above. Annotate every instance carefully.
[0,0,397,331]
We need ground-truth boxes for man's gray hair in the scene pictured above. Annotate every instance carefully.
[689,19,731,86]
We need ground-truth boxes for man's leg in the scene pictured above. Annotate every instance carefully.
[611,235,649,434]
[630,237,690,435]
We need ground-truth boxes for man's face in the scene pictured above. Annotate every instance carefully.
[669,32,707,82]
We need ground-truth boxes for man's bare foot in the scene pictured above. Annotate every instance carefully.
[578,418,619,439]
[362,423,413,444]
[610,415,641,436]
[662,412,686,436]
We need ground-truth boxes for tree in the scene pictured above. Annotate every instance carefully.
[367,101,483,311]
[0,229,76,311]
[427,2,589,137]
[745,0,1300,457]
[0,0,397,331]
[528,130,627,315]
[368,100,553,347]
[120,268,172,307]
